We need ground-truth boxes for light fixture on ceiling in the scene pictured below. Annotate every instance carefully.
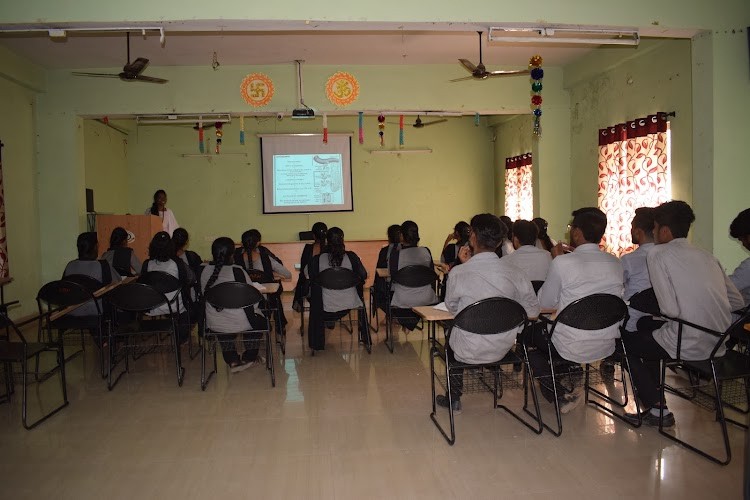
[488,26,639,46]
[135,113,231,125]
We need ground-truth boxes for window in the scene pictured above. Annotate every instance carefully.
[597,113,671,256]
[504,153,533,221]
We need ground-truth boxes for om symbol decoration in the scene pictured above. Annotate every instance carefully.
[240,73,274,107]
[325,72,359,107]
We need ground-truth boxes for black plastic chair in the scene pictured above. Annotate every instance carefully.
[430,297,542,445]
[385,265,438,353]
[656,309,750,465]
[533,293,633,436]
[245,270,287,356]
[36,278,106,377]
[201,281,274,389]
[312,267,371,354]
[104,282,184,390]
[0,309,68,429]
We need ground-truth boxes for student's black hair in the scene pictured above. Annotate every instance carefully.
[148,231,175,262]
[205,237,236,290]
[532,217,554,251]
[401,220,420,246]
[470,214,506,251]
[454,221,471,245]
[172,227,189,251]
[512,219,539,247]
[77,232,99,260]
[632,207,656,234]
[499,215,513,241]
[241,229,262,253]
[311,222,328,246]
[387,224,401,244]
[730,208,750,239]
[571,207,608,244]
[109,227,128,250]
[326,227,346,267]
[150,189,166,216]
[653,200,695,239]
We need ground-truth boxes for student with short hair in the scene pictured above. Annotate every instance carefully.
[101,227,141,277]
[729,208,750,306]
[504,219,552,283]
[621,207,659,333]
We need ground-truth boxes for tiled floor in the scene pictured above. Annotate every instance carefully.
[1,304,746,499]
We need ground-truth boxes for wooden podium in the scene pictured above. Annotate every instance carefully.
[96,215,162,262]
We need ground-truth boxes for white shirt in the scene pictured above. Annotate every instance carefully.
[538,243,624,363]
[145,207,179,236]
[648,238,744,360]
[446,252,540,364]
[502,245,552,282]
[621,242,655,331]
[729,257,750,306]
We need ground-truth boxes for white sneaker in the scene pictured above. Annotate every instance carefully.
[559,393,581,414]
[230,360,256,373]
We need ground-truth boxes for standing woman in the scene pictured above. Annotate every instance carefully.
[146,189,179,236]
[307,227,368,351]
[292,221,328,313]
[102,226,141,277]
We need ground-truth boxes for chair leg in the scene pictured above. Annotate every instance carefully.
[429,349,456,445]
[266,328,276,387]
[22,347,69,430]
[499,346,543,435]
[585,343,641,428]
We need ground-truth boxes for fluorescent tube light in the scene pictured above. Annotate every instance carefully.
[489,26,639,46]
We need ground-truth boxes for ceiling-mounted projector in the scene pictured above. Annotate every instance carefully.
[292,108,315,119]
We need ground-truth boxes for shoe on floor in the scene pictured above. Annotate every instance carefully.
[230,360,257,373]
[623,409,675,427]
[559,393,581,414]
[435,394,462,415]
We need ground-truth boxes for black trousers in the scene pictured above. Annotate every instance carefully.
[622,329,672,409]
[521,323,577,403]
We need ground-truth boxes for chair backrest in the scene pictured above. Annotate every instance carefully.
[314,267,362,290]
[453,297,528,335]
[391,265,437,288]
[37,279,95,309]
[62,274,103,294]
[531,280,545,294]
[105,282,170,313]
[204,281,263,310]
[553,293,627,331]
[0,310,26,344]
[628,287,660,315]
[140,271,181,295]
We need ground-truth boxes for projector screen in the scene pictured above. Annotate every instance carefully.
[260,134,353,214]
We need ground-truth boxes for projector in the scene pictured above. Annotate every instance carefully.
[292,108,315,119]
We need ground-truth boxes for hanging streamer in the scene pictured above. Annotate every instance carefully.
[377,113,385,147]
[529,55,544,137]
[323,113,328,144]
[474,113,480,127]
[215,122,223,154]
[358,112,364,144]
[198,123,204,153]
[239,115,245,145]
[399,115,404,147]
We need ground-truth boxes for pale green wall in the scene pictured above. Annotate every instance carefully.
[125,115,495,259]
[0,77,41,319]
[84,120,129,214]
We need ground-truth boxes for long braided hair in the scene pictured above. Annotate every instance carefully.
[532,217,554,251]
[205,237,235,290]
[241,229,262,263]
[326,227,346,267]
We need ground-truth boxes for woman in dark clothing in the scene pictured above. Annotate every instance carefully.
[373,224,401,314]
[101,227,141,277]
[292,222,327,313]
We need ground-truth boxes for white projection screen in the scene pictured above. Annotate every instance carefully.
[259,134,353,214]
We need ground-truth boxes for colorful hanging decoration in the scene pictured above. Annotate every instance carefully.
[377,113,385,147]
[474,112,480,127]
[529,55,544,136]
[399,115,404,147]
[323,113,328,144]
[239,115,245,145]
[358,112,364,144]
[240,73,274,107]
[198,123,205,153]
[325,72,360,107]
[215,122,223,154]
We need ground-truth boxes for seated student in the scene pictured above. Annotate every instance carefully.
[623,201,744,427]
[528,207,624,413]
[63,232,121,318]
[306,227,368,351]
[495,215,515,257]
[292,221,327,312]
[621,207,660,333]
[101,227,141,277]
[201,237,268,372]
[373,224,401,315]
[389,220,438,331]
[435,214,540,413]
[172,228,203,322]
[234,229,291,332]
[503,219,552,283]
[533,217,557,252]
[140,232,192,344]
[440,221,471,270]
[729,208,750,306]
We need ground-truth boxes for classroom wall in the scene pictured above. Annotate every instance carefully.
[125,115,496,259]
[84,120,129,215]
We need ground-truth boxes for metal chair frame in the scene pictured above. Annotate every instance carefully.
[385,265,438,353]
[430,297,542,445]
[245,269,287,356]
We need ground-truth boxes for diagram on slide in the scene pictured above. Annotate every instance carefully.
[273,153,344,207]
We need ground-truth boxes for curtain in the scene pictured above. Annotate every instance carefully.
[504,153,533,221]
[0,141,7,278]
[597,113,671,256]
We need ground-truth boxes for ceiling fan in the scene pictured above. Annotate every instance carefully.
[450,31,530,82]
[388,115,448,128]
[72,33,168,84]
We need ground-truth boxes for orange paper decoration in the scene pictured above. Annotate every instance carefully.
[240,73,274,107]
[325,72,359,107]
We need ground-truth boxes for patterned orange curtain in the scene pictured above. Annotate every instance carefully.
[504,153,533,221]
[597,113,671,256]
[0,141,7,278]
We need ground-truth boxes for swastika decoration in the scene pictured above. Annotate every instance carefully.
[325,72,359,107]
[240,73,274,107]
